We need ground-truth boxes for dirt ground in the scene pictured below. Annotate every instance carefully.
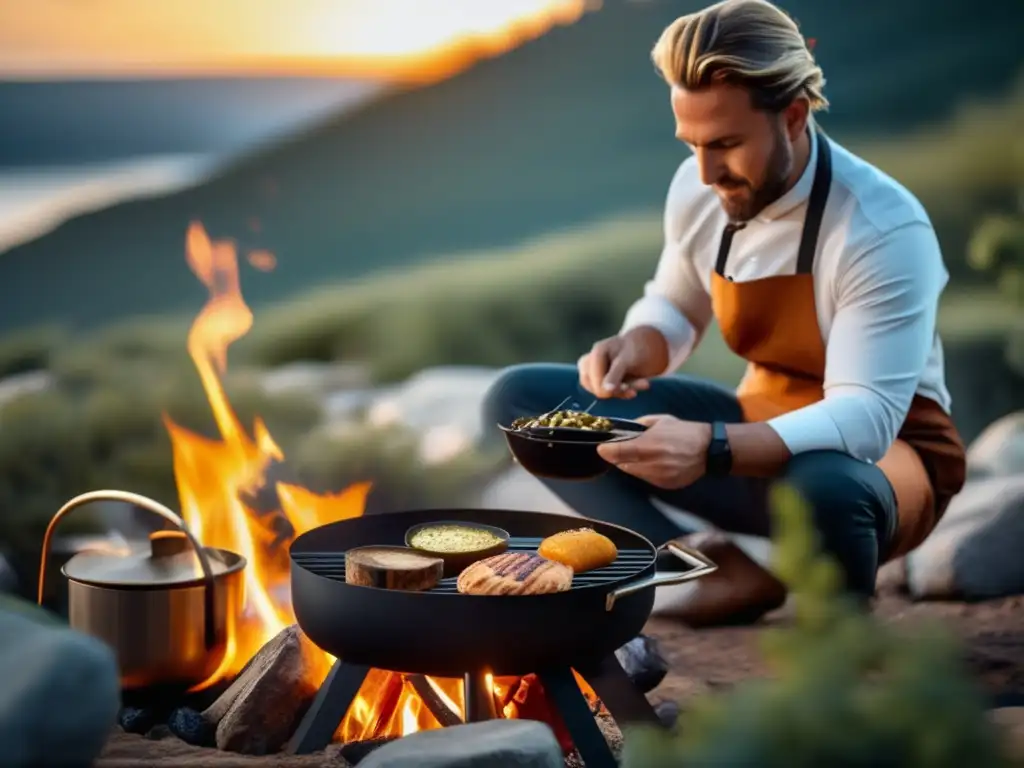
[646,585,1024,707]
[99,584,1024,766]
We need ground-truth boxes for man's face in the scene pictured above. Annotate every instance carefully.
[671,83,800,221]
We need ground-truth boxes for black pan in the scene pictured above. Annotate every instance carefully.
[290,508,715,677]
[498,417,646,481]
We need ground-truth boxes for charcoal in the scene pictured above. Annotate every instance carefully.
[118,706,156,735]
[339,737,400,764]
[614,634,669,693]
[654,700,680,728]
[144,724,174,741]
[168,706,215,747]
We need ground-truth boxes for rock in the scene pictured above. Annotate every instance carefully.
[615,635,669,694]
[206,624,320,755]
[0,597,120,766]
[966,410,1024,479]
[337,737,399,764]
[0,370,53,410]
[654,700,680,728]
[906,476,1024,600]
[260,362,371,400]
[989,707,1024,762]
[875,558,908,594]
[365,366,500,444]
[358,720,563,768]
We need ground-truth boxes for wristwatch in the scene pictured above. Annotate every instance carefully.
[705,421,732,477]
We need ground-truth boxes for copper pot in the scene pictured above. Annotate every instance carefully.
[37,490,247,691]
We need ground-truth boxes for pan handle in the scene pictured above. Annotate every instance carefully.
[37,490,220,649]
[604,541,717,611]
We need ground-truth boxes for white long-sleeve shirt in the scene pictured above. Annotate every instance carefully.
[620,129,953,464]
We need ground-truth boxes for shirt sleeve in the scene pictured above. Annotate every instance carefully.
[620,159,713,374]
[767,221,947,463]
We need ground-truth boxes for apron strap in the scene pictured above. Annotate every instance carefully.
[713,127,834,278]
[796,129,833,275]
[714,222,746,278]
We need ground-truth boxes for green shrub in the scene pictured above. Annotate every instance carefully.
[967,191,1024,374]
[0,325,66,378]
[620,485,1010,768]
[237,214,663,381]
[0,358,503,561]
[0,371,318,549]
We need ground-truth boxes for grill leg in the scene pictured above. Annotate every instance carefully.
[578,653,661,727]
[463,672,497,722]
[538,667,617,768]
[285,660,370,754]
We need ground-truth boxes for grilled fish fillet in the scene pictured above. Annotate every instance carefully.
[456,552,573,595]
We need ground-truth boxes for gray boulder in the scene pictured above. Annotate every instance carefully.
[966,410,1024,479]
[358,719,563,768]
[905,475,1024,600]
[0,596,120,766]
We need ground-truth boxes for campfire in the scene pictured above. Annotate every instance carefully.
[120,222,668,761]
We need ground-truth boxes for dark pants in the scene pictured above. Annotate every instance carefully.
[482,363,899,597]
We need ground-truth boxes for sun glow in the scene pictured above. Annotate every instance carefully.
[0,0,594,81]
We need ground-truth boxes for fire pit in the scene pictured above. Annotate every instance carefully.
[49,223,704,764]
[286,508,716,768]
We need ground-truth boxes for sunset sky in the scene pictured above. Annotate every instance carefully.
[0,0,593,80]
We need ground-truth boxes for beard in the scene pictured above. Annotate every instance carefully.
[716,122,794,222]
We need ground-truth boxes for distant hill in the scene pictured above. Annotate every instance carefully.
[0,77,379,168]
[0,0,1022,334]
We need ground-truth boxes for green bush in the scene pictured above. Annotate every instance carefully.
[0,370,320,551]
[967,190,1024,374]
[0,352,504,565]
[620,485,1010,768]
[0,325,66,379]
[237,213,664,382]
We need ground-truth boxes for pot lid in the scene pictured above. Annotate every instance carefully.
[63,531,237,587]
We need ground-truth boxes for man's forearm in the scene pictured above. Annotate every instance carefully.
[622,326,671,378]
[724,422,793,477]
[620,293,703,375]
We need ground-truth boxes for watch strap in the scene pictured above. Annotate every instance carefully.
[706,420,732,477]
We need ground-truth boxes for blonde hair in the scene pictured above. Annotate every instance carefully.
[651,0,828,113]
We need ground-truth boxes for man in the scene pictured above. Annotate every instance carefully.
[482,0,966,626]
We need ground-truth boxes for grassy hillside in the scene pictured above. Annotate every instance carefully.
[6,211,1016,388]
[0,0,1021,333]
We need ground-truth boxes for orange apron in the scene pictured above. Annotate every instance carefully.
[709,131,966,559]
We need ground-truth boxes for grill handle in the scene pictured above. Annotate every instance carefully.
[604,541,717,611]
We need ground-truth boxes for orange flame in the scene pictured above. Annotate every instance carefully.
[166,221,600,739]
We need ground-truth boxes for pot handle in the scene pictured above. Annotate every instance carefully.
[604,540,718,611]
[37,490,220,649]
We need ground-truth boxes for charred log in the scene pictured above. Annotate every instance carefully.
[403,675,463,728]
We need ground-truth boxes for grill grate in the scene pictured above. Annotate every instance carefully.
[292,537,651,593]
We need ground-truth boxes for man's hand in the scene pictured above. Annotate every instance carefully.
[577,327,669,399]
[596,414,711,489]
